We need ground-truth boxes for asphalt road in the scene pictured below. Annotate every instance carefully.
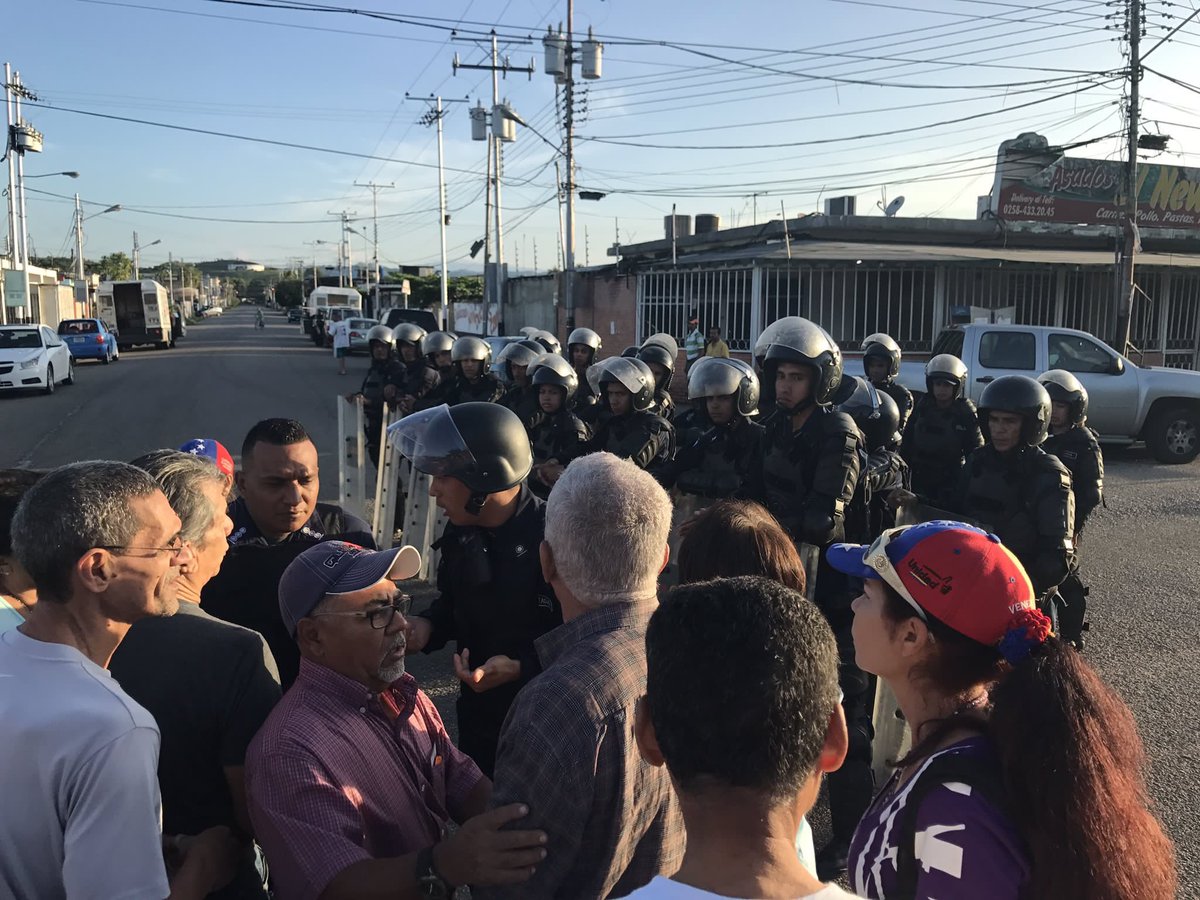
[3,304,1198,896]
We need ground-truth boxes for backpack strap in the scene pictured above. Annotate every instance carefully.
[892,750,1008,899]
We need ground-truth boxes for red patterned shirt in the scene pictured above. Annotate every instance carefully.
[245,659,484,900]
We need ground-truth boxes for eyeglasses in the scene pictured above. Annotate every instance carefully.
[98,537,187,559]
[310,592,412,630]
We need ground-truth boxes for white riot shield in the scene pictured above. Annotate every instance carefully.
[797,542,821,604]
[371,404,404,549]
[337,395,369,524]
[660,492,713,589]
[871,680,911,785]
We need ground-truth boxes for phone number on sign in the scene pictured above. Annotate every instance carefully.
[1002,203,1056,217]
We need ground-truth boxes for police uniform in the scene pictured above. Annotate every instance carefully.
[500,383,542,428]
[401,357,440,404]
[901,396,985,506]
[444,373,504,405]
[672,418,765,500]
[202,497,375,689]
[360,355,408,466]
[1044,424,1103,529]
[571,376,601,424]
[528,408,591,499]
[587,410,675,480]
[877,381,914,434]
[420,485,561,777]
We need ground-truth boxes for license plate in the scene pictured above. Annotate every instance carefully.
[69,336,86,343]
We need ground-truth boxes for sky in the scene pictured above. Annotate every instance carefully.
[8,0,1200,275]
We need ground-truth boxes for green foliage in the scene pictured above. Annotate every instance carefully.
[97,252,132,281]
[380,272,484,308]
[30,255,75,273]
[274,279,304,308]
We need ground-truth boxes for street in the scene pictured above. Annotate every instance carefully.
[3,304,1198,895]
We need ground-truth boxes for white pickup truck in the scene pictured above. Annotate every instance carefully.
[894,324,1200,464]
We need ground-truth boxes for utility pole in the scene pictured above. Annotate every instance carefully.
[543,12,603,334]
[412,95,467,329]
[354,180,394,319]
[13,71,32,274]
[133,231,140,280]
[167,250,174,309]
[327,211,357,288]
[1113,0,1143,353]
[454,33,533,334]
[74,194,85,305]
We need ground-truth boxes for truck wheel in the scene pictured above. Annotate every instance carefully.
[1148,406,1200,464]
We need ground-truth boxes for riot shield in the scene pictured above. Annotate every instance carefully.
[798,542,820,604]
[895,498,982,529]
[659,492,712,590]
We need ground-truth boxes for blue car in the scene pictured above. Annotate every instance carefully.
[58,318,120,364]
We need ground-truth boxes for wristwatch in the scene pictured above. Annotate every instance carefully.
[416,846,452,899]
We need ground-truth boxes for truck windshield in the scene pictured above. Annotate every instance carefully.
[931,329,965,358]
[0,329,42,349]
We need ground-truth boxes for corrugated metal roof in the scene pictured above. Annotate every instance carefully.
[636,239,1200,269]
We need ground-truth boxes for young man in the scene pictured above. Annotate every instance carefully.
[496,339,546,427]
[703,325,730,359]
[331,316,351,375]
[567,326,603,422]
[837,377,909,543]
[350,326,407,467]
[395,403,561,777]
[683,311,704,373]
[586,356,676,483]
[1038,369,1103,647]
[637,333,679,419]
[444,336,505,405]
[478,454,685,900]
[527,355,591,498]
[630,576,857,900]
[860,333,913,431]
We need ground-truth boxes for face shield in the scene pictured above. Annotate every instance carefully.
[386,405,476,478]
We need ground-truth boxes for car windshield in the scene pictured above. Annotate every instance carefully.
[59,320,98,334]
[0,329,42,349]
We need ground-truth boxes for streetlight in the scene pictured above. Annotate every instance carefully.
[73,199,122,313]
[132,232,161,280]
[27,171,80,180]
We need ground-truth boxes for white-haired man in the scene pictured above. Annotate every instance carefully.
[477,453,685,900]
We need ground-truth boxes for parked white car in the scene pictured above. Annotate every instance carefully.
[0,324,75,394]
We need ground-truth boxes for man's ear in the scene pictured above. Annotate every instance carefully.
[817,702,850,774]
[633,695,665,768]
[658,543,670,576]
[296,618,324,659]
[75,549,114,594]
[539,540,557,585]
[234,469,247,496]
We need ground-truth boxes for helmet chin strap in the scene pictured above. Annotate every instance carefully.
[777,395,815,415]
[466,492,489,516]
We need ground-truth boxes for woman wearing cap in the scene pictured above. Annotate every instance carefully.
[828,521,1175,900]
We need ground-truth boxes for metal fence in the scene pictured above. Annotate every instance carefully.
[636,260,1200,368]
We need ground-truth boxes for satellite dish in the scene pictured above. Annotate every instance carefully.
[884,196,905,218]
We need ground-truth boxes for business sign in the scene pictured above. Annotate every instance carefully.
[4,269,29,309]
[997,157,1200,229]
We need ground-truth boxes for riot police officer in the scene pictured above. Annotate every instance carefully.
[395,403,561,777]
[901,353,984,507]
[954,375,1075,599]
[495,339,545,427]
[530,329,561,355]
[353,325,407,467]
[752,317,865,878]
[1040,369,1103,647]
[638,332,679,419]
[861,332,914,432]
[670,357,764,500]
[393,322,438,414]
[567,326,603,422]
[526,354,590,498]
[442,336,504,405]
[837,376,909,543]
[414,331,457,410]
[585,356,675,481]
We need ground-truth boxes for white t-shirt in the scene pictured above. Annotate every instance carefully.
[331,319,351,350]
[624,876,864,899]
[0,628,169,900]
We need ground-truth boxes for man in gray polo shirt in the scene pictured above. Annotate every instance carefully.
[0,461,236,900]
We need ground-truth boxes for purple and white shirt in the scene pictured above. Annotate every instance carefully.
[848,737,1029,899]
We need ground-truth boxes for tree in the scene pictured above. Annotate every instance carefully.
[275,279,303,308]
[97,252,132,281]
[246,276,269,301]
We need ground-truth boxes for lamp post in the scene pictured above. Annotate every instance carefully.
[132,232,161,280]
[74,198,121,314]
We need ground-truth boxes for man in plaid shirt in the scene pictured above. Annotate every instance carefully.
[478,453,685,900]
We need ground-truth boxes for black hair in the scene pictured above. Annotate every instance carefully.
[646,575,840,801]
[0,469,47,557]
[241,418,312,461]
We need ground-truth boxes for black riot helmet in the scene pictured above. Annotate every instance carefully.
[366,324,395,350]
[861,332,901,381]
[978,375,1052,446]
[495,339,543,385]
[836,376,900,451]
[590,356,656,413]
[762,316,843,409]
[531,353,580,401]
[392,322,427,350]
[451,336,492,377]
[925,353,968,398]
[621,345,639,358]
[687,357,760,417]
[531,330,562,355]
[421,331,457,356]
[568,326,602,354]
[389,402,532,514]
[638,332,678,394]
[1038,369,1089,425]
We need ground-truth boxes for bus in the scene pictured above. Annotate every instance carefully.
[97,280,174,350]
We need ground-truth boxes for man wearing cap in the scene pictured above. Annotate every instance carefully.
[180,436,236,492]
[394,403,561,778]
[683,311,704,374]
[202,418,375,689]
[245,541,548,900]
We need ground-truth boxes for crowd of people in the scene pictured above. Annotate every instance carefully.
[0,307,1179,900]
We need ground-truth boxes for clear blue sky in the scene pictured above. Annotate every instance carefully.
[10,0,1199,273]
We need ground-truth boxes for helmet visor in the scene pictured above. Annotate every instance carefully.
[387,405,477,477]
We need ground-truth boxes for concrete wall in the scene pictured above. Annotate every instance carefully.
[505,275,558,334]
[555,269,639,356]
